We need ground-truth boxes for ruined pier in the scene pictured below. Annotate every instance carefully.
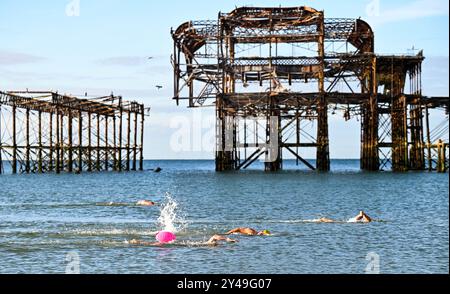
[171,6,449,172]
[0,91,148,174]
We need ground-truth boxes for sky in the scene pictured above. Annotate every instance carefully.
[0,0,449,159]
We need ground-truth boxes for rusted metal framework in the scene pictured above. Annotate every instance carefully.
[0,91,148,174]
[172,6,448,172]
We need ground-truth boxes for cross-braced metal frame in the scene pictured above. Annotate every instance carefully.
[0,91,149,174]
[172,6,448,172]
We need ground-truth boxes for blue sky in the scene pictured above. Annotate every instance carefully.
[0,0,448,159]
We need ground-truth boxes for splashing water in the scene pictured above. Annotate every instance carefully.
[157,193,187,233]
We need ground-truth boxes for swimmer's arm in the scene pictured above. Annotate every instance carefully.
[129,240,162,246]
[225,228,239,235]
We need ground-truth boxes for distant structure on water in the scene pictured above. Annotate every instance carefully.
[0,91,149,175]
[171,6,449,172]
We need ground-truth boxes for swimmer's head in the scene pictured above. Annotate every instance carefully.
[258,230,271,236]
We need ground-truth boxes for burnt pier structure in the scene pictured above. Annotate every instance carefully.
[0,91,148,174]
[171,6,449,172]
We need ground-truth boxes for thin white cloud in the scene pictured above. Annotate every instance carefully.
[367,0,449,26]
[0,50,46,65]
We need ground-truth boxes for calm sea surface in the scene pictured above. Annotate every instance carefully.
[0,160,448,274]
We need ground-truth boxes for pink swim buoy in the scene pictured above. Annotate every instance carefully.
[156,231,176,244]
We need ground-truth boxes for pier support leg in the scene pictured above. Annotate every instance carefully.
[316,97,330,172]
[409,105,425,170]
[118,107,123,172]
[97,114,101,171]
[105,115,109,171]
[264,100,282,172]
[26,109,30,173]
[126,111,131,171]
[38,111,43,173]
[77,111,83,174]
[139,105,144,171]
[113,115,117,171]
[68,112,73,173]
[87,112,92,172]
[12,105,17,174]
[391,96,409,172]
[49,112,54,172]
[133,112,138,171]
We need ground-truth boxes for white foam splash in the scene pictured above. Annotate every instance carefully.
[157,193,187,233]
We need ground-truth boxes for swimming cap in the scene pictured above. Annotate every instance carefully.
[262,230,271,235]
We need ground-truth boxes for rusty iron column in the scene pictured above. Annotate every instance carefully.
[12,105,17,174]
[49,112,54,172]
[0,107,2,174]
[126,110,131,171]
[139,104,144,171]
[25,109,30,173]
[265,97,282,171]
[96,114,101,171]
[392,95,408,171]
[67,111,73,173]
[409,104,425,170]
[112,114,117,171]
[77,110,83,174]
[316,13,330,172]
[425,105,433,171]
[87,112,92,172]
[133,111,138,171]
[38,111,43,173]
[60,112,67,172]
[118,99,123,172]
[361,55,380,171]
[105,115,109,171]
[56,109,60,174]
[437,140,446,173]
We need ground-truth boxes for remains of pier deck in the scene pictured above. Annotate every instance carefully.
[0,91,148,174]
[171,6,449,172]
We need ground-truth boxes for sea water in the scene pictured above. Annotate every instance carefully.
[0,160,448,273]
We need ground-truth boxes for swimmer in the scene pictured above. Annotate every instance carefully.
[206,235,238,246]
[350,211,372,223]
[128,235,237,247]
[136,200,156,206]
[128,239,162,246]
[225,228,271,236]
[315,217,336,223]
